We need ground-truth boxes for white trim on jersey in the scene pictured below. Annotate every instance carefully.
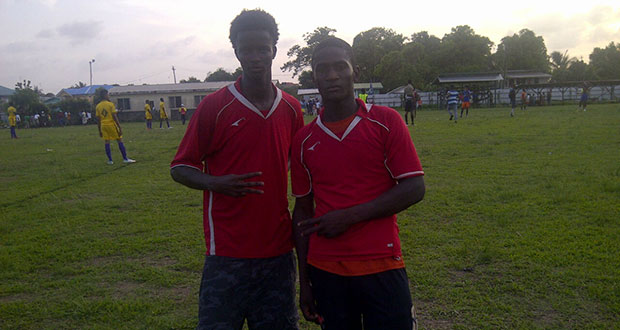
[394,171,425,179]
[208,191,216,255]
[293,132,314,198]
[316,115,362,142]
[170,164,202,172]
[366,118,390,132]
[227,83,282,119]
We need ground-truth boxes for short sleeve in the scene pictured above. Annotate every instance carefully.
[170,102,215,171]
[290,128,312,197]
[384,111,424,180]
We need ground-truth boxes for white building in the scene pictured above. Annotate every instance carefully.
[109,81,234,120]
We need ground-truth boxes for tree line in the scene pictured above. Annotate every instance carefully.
[281,26,620,91]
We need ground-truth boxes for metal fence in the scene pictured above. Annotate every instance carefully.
[367,85,620,109]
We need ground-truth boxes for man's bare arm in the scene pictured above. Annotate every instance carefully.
[300,175,425,238]
[292,194,321,324]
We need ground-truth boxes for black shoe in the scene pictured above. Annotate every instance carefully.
[449,115,453,120]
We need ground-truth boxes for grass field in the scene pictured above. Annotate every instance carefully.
[1,103,619,329]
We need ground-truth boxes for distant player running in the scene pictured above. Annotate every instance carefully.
[145,100,153,129]
[95,89,136,165]
[159,98,171,128]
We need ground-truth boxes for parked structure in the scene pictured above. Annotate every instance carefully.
[108,81,234,121]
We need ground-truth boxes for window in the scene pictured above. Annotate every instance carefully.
[168,96,182,108]
[117,98,130,110]
[194,95,206,107]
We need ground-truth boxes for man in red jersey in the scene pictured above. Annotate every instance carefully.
[170,9,303,330]
[291,37,425,330]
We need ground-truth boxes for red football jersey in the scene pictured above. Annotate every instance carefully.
[171,79,304,258]
[291,99,424,261]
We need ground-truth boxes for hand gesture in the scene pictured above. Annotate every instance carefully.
[299,208,355,238]
[209,172,264,197]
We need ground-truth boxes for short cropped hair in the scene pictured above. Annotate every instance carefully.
[311,37,355,69]
[229,9,279,48]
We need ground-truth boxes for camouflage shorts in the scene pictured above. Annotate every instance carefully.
[197,251,299,330]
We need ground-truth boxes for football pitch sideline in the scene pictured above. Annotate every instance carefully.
[1,104,619,329]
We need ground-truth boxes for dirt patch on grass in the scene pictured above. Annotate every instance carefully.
[86,255,178,268]
[414,300,456,329]
[0,293,37,303]
[110,280,143,299]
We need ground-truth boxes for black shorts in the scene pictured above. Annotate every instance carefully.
[309,266,414,330]
[404,98,414,112]
[198,251,298,330]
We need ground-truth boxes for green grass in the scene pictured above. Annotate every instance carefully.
[1,104,619,329]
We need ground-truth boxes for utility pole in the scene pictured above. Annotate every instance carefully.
[172,65,177,84]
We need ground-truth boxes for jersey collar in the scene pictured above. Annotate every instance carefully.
[228,78,282,120]
[316,98,370,142]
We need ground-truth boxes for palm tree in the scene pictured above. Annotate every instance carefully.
[550,50,577,82]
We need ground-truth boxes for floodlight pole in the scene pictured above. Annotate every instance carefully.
[89,59,95,86]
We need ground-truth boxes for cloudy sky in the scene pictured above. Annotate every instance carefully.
[1,0,618,94]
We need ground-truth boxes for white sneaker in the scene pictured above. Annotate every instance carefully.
[168,126,173,129]
[123,158,136,163]
[107,160,114,165]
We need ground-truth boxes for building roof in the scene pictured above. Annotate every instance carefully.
[58,85,114,97]
[434,73,504,84]
[0,85,15,96]
[504,70,552,79]
[298,82,383,96]
[109,81,235,95]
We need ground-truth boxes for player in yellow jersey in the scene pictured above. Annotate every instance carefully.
[159,98,171,128]
[179,104,187,125]
[95,89,136,165]
[8,103,18,139]
[145,100,153,129]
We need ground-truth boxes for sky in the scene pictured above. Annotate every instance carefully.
[1,0,619,94]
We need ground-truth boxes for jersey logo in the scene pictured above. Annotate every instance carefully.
[231,117,246,127]
[307,141,320,151]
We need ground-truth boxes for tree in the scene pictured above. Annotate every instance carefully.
[56,98,92,117]
[589,42,620,80]
[281,26,337,78]
[15,80,43,95]
[180,76,202,83]
[375,51,411,92]
[93,87,108,107]
[404,31,442,89]
[493,29,549,73]
[205,67,242,82]
[565,59,594,81]
[437,25,494,73]
[10,80,46,115]
[276,82,298,98]
[352,27,406,82]
[298,71,315,89]
[70,81,87,89]
[550,50,577,82]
